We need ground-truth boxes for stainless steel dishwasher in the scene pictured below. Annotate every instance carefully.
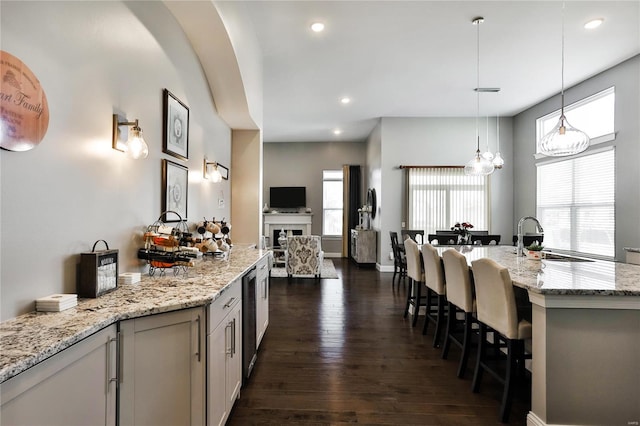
[241,266,257,384]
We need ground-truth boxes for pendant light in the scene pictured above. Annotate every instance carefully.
[465,17,494,176]
[539,2,590,157]
[493,112,505,169]
[482,114,494,161]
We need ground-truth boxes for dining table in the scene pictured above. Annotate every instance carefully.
[431,244,640,426]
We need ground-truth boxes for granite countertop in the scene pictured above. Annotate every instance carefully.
[435,245,640,296]
[0,245,269,383]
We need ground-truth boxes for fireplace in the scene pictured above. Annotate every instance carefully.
[263,212,313,248]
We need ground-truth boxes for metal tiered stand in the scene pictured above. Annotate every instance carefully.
[138,211,196,277]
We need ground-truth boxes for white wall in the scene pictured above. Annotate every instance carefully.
[513,55,640,261]
[0,1,231,320]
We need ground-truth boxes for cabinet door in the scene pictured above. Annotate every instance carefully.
[0,325,117,426]
[208,300,242,426]
[256,258,269,348]
[119,307,205,426]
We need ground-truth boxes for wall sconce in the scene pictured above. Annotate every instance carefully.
[203,157,229,183]
[112,114,149,159]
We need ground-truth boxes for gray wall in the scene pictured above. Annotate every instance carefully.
[263,141,367,255]
[1,1,231,320]
[372,117,515,269]
[513,55,640,261]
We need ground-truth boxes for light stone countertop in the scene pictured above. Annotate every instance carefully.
[435,245,640,296]
[0,245,270,383]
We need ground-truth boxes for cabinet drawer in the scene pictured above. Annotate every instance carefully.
[209,279,241,329]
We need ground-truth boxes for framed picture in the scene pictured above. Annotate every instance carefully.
[162,89,189,160]
[162,159,188,222]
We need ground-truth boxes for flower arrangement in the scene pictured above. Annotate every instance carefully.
[451,222,473,236]
[451,222,473,244]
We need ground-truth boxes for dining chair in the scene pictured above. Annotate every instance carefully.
[402,229,425,245]
[389,231,407,285]
[421,243,447,347]
[441,249,476,378]
[403,237,427,327]
[470,258,532,423]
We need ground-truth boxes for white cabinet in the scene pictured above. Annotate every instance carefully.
[208,279,242,426]
[0,325,117,426]
[119,307,205,426]
[256,256,270,348]
[350,229,377,265]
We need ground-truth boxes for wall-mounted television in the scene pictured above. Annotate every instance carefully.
[270,186,306,209]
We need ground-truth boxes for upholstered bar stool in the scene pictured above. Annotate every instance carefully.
[470,258,532,423]
[421,243,447,347]
[403,238,426,327]
[441,249,476,378]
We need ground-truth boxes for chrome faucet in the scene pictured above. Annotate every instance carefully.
[517,216,544,256]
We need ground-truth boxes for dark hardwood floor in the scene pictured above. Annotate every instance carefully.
[228,258,530,425]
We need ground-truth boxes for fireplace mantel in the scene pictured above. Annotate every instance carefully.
[263,213,313,244]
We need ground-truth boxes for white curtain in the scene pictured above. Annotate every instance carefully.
[407,167,489,233]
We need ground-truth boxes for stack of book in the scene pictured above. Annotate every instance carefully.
[119,272,141,285]
[36,294,78,312]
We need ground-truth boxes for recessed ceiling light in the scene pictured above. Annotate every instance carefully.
[584,18,604,29]
[310,22,325,32]
[340,97,351,104]
[333,129,342,135]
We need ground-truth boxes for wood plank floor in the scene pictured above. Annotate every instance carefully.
[228,258,530,425]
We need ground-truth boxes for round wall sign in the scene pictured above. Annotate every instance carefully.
[0,50,50,152]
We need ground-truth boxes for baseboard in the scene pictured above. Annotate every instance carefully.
[323,252,342,258]
[527,412,572,426]
[377,264,394,273]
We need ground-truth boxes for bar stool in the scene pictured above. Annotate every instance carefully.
[441,249,476,378]
[421,243,447,347]
[403,238,426,327]
[470,258,532,423]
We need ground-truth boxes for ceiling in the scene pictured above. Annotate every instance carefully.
[237,1,640,143]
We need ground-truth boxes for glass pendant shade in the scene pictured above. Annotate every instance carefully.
[539,114,589,156]
[126,127,149,159]
[482,150,494,161]
[492,151,504,168]
[465,148,495,176]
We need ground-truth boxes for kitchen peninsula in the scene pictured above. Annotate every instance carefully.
[436,245,640,426]
[0,245,270,425]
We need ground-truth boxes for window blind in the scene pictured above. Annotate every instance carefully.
[536,149,615,257]
[407,167,488,233]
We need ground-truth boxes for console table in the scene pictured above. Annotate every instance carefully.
[350,229,376,265]
[263,213,313,245]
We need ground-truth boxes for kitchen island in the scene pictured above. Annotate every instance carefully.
[0,244,269,383]
[436,245,640,426]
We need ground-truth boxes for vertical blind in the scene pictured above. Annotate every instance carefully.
[536,148,615,257]
[407,167,489,233]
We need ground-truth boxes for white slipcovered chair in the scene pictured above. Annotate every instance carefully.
[285,235,324,278]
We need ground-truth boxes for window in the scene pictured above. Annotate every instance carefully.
[536,148,615,258]
[407,167,489,233]
[536,87,615,154]
[322,170,343,236]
